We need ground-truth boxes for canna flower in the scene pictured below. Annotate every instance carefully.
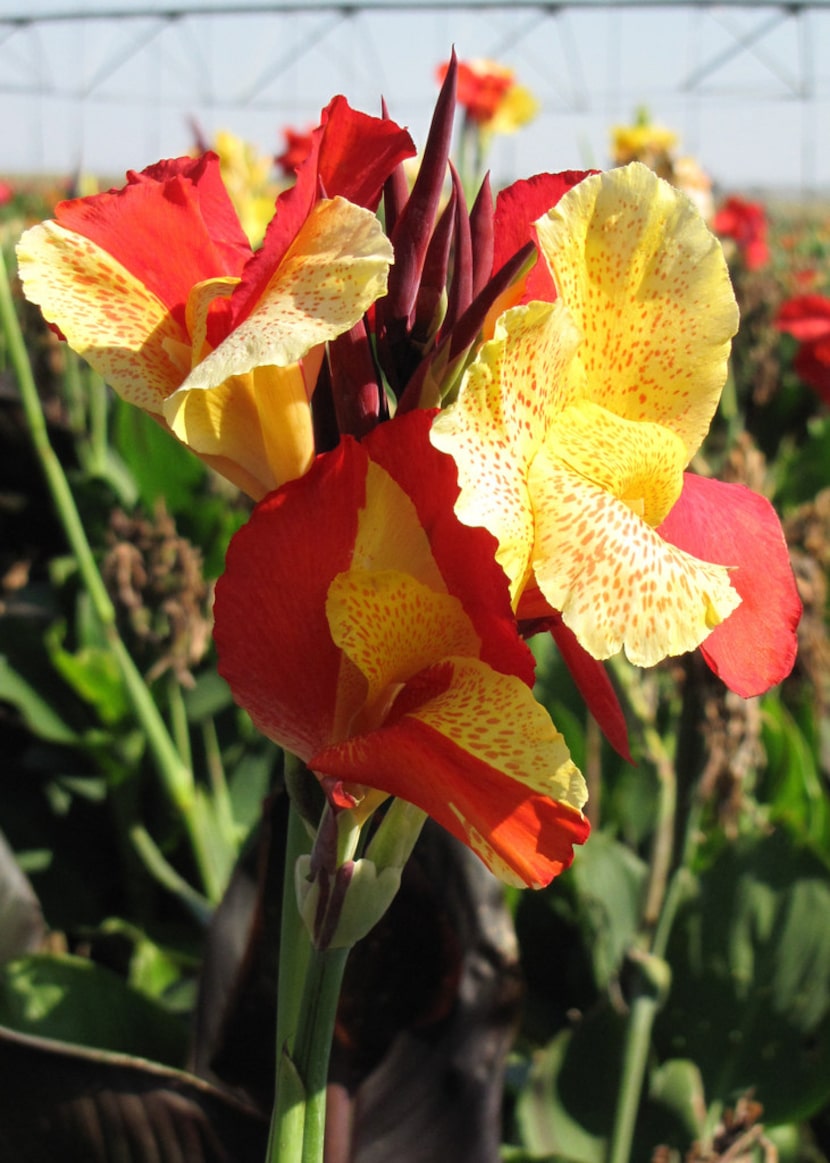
[214,410,589,889]
[436,57,539,135]
[432,162,800,695]
[713,195,770,270]
[610,109,677,173]
[775,293,830,403]
[16,99,414,500]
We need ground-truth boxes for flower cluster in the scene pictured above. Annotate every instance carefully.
[16,57,800,894]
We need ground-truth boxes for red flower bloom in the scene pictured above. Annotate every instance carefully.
[275,126,315,177]
[214,411,589,888]
[775,293,830,403]
[713,195,770,270]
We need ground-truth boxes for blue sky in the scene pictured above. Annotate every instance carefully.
[0,1,828,193]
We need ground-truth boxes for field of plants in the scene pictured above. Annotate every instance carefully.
[0,63,828,1163]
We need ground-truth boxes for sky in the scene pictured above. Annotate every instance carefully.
[0,0,828,194]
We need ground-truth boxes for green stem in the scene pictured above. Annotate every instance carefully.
[268,799,313,1163]
[0,246,216,902]
[607,991,661,1163]
[296,945,350,1162]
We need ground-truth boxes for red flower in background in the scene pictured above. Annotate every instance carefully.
[775,293,830,403]
[276,125,315,177]
[713,195,770,270]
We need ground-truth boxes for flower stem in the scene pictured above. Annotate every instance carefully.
[267,796,349,1163]
[0,245,216,903]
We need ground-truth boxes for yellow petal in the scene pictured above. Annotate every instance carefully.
[535,162,738,457]
[545,399,688,527]
[430,300,581,603]
[528,449,741,666]
[351,461,447,593]
[326,569,481,723]
[171,197,393,393]
[16,220,187,413]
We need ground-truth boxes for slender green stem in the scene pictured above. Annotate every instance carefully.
[296,945,350,1162]
[607,992,661,1163]
[268,799,313,1163]
[0,246,217,901]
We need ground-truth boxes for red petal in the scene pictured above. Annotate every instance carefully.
[775,294,830,343]
[213,438,367,760]
[312,712,590,888]
[218,97,415,343]
[493,170,594,302]
[658,474,801,696]
[549,616,632,762]
[54,153,250,328]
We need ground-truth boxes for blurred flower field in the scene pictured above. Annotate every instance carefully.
[0,72,828,1163]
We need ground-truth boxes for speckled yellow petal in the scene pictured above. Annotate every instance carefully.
[528,449,741,666]
[546,399,688,527]
[535,162,738,457]
[16,220,188,413]
[173,197,393,393]
[431,300,581,602]
[326,570,481,724]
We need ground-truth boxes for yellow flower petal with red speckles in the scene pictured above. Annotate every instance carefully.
[528,449,741,665]
[16,220,188,413]
[431,299,581,603]
[546,399,688,527]
[168,197,393,395]
[535,162,738,458]
[326,570,481,727]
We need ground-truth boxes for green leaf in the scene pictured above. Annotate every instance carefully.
[655,829,830,1124]
[46,624,130,727]
[568,833,649,992]
[0,653,79,745]
[0,953,187,1068]
[515,1005,699,1161]
[112,397,206,515]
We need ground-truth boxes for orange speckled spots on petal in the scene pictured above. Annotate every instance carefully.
[546,399,687,527]
[528,450,741,666]
[400,658,584,809]
[431,299,582,602]
[16,220,187,412]
[326,571,481,717]
[535,162,738,457]
[179,197,393,392]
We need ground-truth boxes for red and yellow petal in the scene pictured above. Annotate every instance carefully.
[658,474,801,695]
[368,410,537,685]
[527,450,741,666]
[214,438,369,760]
[535,163,738,457]
[16,220,188,412]
[311,657,589,887]
[173,197,393,393]
[53,154,250,324]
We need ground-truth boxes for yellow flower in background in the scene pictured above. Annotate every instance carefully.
[431,162,741,668]
[210,129,279,249]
